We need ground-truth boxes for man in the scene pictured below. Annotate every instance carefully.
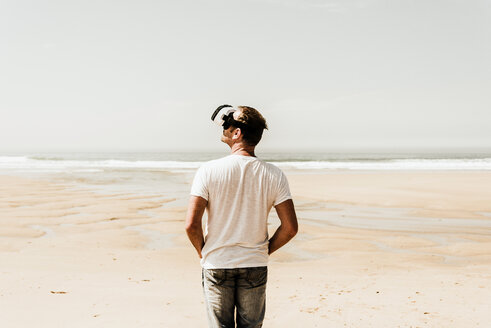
[185,105,298,328]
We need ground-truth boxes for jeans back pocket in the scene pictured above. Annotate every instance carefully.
[246,266,267,288]
[204,269,227,286]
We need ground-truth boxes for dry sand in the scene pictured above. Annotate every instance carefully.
[1,171,490,327]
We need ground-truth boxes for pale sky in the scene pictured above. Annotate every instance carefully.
[1,0,490,152]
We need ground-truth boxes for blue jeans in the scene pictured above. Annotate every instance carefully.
[202,266,267,328]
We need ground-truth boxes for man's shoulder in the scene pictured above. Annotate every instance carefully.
[197,155,234,171]
[258,159,285,176]
[201,155,233,166]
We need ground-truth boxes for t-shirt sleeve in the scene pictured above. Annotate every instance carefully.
[273,170,292,206]
[190,165,209,201]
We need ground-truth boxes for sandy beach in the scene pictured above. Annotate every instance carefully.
[1,170,490,327]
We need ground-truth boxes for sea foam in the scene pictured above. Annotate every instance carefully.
[1,155,491,172]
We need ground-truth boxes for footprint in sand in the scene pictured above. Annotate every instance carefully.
[301,307,319,314]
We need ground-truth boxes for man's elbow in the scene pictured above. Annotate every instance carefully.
[286,223,298,239]
[185,221,200,234]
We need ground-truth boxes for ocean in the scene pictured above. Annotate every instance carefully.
[1,151,491,173]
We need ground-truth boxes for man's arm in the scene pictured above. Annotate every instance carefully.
[268,199,298,255]
[185,196,208,258]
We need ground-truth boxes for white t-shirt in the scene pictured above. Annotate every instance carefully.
[190,154,292,269]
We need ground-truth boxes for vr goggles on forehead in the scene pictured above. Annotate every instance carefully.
[211,104,246,130]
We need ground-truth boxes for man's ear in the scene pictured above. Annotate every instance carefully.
[232,128,241,140]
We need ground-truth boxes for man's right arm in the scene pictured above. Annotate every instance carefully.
[268,199,298,255]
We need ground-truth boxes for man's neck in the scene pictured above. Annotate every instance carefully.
[230,144,256,157]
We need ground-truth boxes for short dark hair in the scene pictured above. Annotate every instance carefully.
[234,106,268,146]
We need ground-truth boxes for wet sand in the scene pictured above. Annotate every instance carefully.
[1,171,490,327]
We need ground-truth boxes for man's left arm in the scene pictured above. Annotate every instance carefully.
[185,195,208,258]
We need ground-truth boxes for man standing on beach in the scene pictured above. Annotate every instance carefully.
[185,105,298,327]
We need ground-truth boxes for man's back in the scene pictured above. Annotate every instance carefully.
[191,154,291,269]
